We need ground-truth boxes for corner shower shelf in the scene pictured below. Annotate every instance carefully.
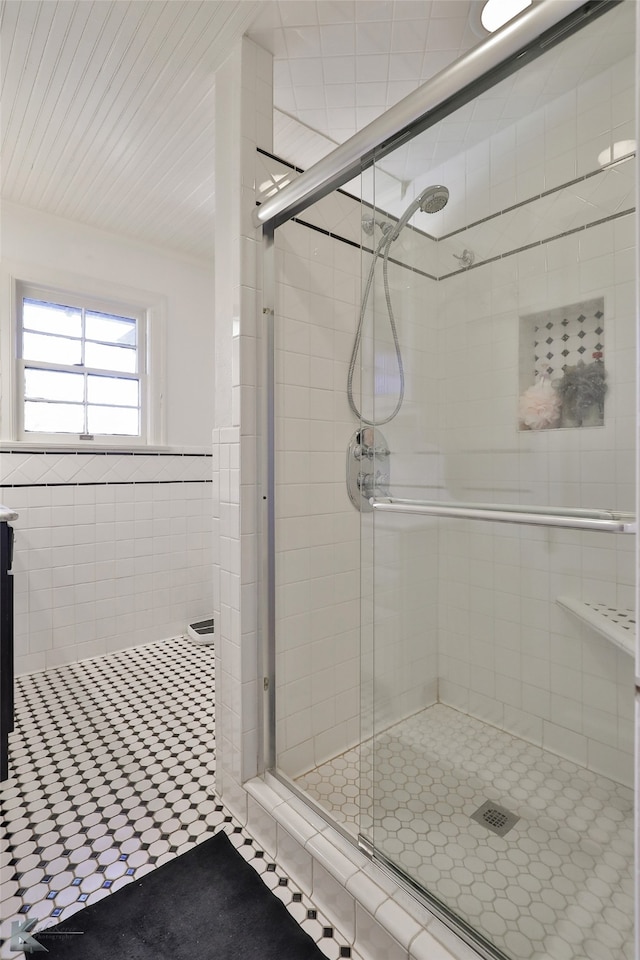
[556,596,636,657]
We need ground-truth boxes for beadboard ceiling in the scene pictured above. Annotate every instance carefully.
[0,0,483,262]
[0,0,261,262]
[0,1,632,262]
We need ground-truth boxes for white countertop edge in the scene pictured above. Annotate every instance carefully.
[0,505,18,520]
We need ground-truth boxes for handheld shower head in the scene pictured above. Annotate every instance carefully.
[419,184,449,214]
[389,184,449,241]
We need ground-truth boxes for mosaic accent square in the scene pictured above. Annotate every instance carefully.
[518,297,606,429]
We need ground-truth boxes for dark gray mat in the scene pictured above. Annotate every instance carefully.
[27,830,326,959]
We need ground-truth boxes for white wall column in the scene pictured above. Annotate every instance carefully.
[213,37,273,818]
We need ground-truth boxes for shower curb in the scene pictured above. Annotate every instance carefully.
[242,775,481,960]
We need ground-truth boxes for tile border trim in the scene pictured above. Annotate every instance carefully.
[260,149,636,282]
[0,479,213,489]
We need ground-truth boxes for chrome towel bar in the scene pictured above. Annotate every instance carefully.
[370,498,636,534]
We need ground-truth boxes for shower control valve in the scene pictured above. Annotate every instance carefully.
[354,442,390,460]
[354,427,390,459]
[356,471,370,491]
[357,471,389,498]
[347,428,391,511]
[373,471,390,498]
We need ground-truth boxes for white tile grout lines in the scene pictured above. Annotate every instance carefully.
[0,637,354,960]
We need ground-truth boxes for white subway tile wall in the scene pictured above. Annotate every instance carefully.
[425,53,635,245]
[432,47,636,787]
[275,208,361,777]
[437,214,636,787]
[1,451,213,675]
[273,179,441,777]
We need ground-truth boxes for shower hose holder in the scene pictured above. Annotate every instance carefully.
[346,428,390,511]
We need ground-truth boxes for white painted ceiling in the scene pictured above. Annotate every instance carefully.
[0,0,485,261]
[0,1,261,261]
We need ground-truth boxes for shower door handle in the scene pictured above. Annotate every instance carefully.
[370,498,636,533]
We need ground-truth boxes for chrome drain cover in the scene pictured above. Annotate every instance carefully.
[470,800,519,837]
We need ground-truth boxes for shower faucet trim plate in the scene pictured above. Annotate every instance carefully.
[347,428,390,511]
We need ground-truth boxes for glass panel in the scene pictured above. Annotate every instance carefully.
[87,375,139,407]
[272,176,363,834]
[87,404,139,435]
[24,368,84,403]
[24,401,84,433]
[270,4,636,960]
[22,298,82,338]
[85,341,136,373]
[366,4,635,959]
[86,310,137,346]
[23,332,82,365]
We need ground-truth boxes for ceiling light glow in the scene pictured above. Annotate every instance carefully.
[480,0,533,33]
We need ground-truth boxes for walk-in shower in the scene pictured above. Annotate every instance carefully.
[261,1,637,958]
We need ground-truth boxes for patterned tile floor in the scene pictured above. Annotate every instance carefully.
[0,637,355,960]
[297,704,634,960]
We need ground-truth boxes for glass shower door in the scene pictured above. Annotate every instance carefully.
[365,4,636,958]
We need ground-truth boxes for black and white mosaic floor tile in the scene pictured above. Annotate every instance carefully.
[0,637,355,960]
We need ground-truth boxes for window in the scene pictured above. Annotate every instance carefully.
[15,282,153,443]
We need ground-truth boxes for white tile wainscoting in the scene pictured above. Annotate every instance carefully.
[0,447,213,674]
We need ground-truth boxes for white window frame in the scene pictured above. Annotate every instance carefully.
[1,265,166,448]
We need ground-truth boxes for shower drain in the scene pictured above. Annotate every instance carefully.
[470,800,520,837]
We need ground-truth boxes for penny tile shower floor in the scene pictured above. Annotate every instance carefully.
[0,638,353,960]
[297,704,634,960]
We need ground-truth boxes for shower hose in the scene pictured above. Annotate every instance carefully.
[347,227,405,426]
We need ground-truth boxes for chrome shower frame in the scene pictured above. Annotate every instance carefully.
[254,2,617,229]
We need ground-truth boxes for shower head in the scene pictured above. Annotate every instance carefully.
[419,184,449,214]
[389,184,449,241]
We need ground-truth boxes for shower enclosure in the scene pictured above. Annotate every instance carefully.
[260,2,636,958]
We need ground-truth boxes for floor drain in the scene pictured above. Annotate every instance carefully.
[470,800,519,837]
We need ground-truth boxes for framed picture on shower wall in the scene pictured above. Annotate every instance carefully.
[518,297,606,431]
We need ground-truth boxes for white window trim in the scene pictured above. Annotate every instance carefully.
[1,262,166,449]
